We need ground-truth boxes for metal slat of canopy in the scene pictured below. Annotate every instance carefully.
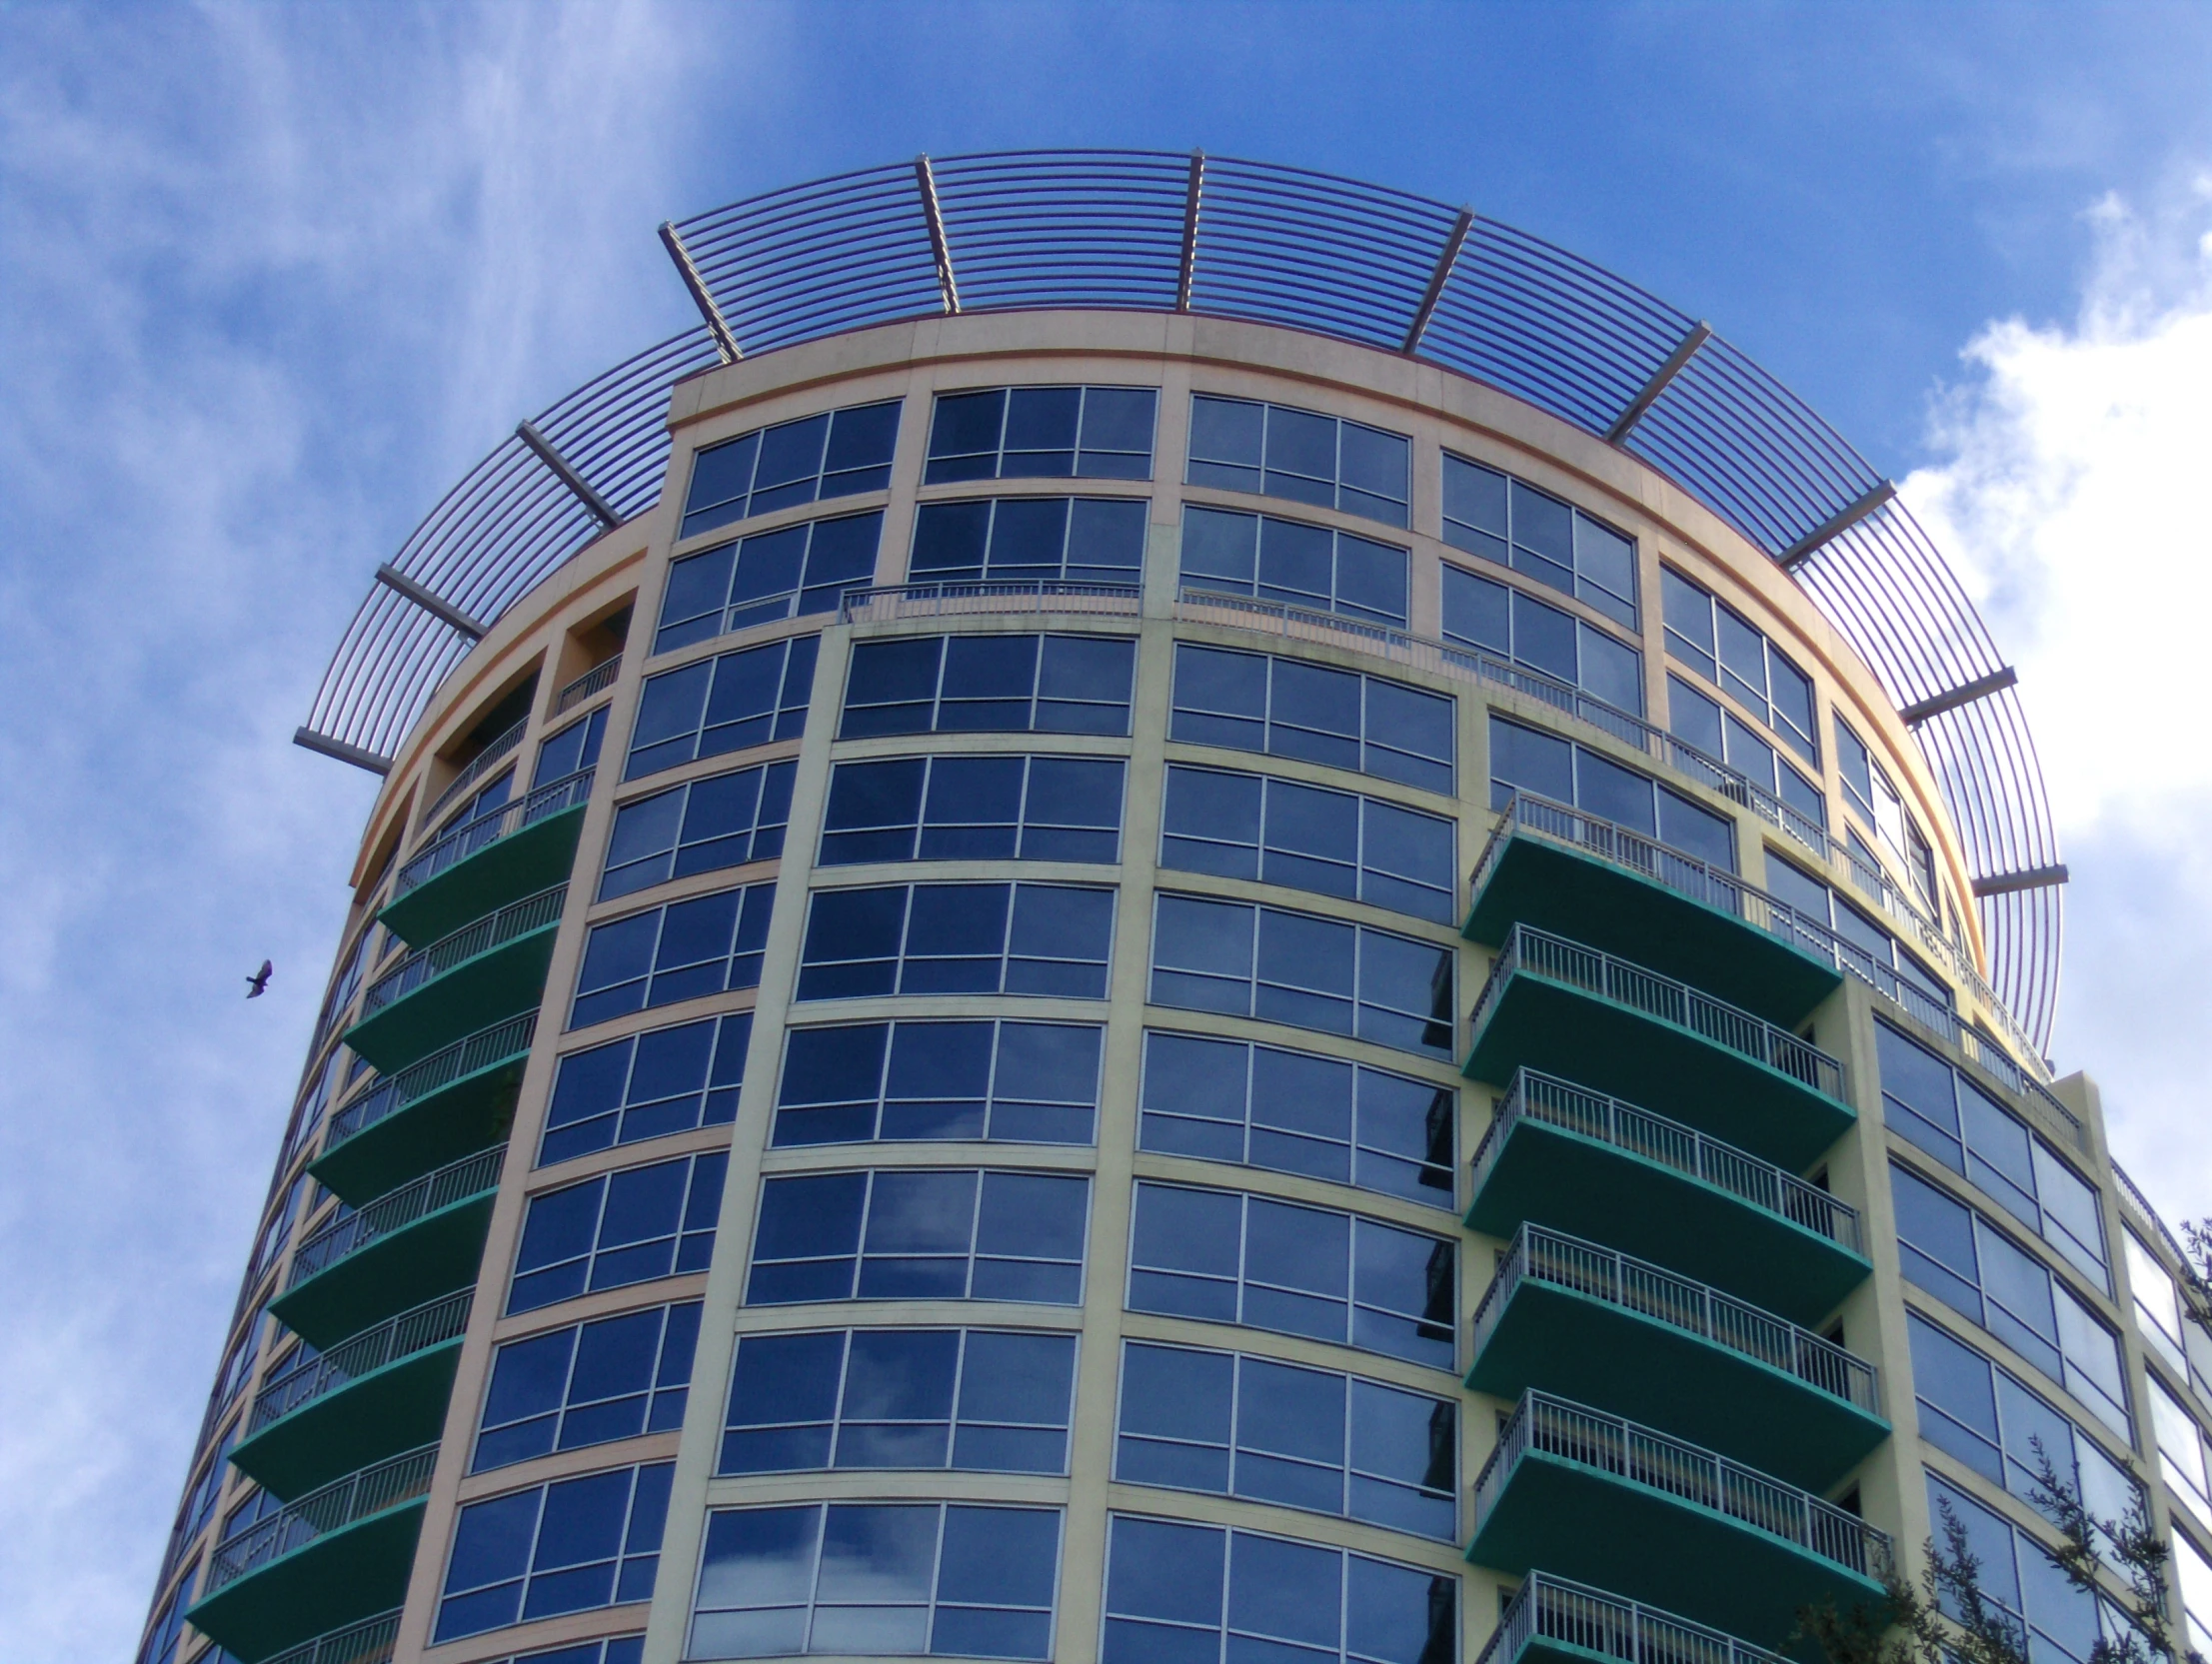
[298,149,2062,1051]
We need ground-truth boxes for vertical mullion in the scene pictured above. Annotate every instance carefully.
[996,882,1017,992]
[1227,1352,1244,1500]
[802,1500,831,1647]
[946,1330,971,1471]
[1013,756,1034,852]
[830,1329,854,1466]
[1232,1192,1250,1329]
[928,637,949,733]
[1240,1039,1257,1168]
[895,883,918,990]
[981,1018,1003,1141]
[964,1167,987,1298]
[857,1174,879,1301]
[984,498,1002,581]
[869,1020,895,1142]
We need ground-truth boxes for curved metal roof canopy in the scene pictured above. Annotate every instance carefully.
[300,149,2063,1049]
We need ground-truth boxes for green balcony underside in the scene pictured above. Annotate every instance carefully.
[379,802,586,948]
[1466,1279,1888,1491]
[185,1499,424,1664]
[272,1189,495,1352]
[342,923,557,1075]
[1463,833,1841,1028]
[1468,1452,1883,1651]
[1466,1117,1870,1324]
[310,1055,524,1207]
[1463,970,1853,1171]
[231,1340,463,1502]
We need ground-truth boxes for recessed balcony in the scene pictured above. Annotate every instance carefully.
[1463,924,1852,1171]
[343,885,565,1075]
[1469,1400,1891,1648]
[185,1446,435,1664]
[311,1014,535,1206]
[232,1290,473,1500]
[1466,1069,1869,1324]
[1479,1574,1788,1664]
[272,1146,504,1350]
[1467,1224,1887,1491]
[1464,793,1842,1027]
[379,768,593,948]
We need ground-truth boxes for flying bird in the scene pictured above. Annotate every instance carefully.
[246,960,273,998]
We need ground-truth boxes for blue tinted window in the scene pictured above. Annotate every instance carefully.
[571,883,773,1029]
[535,707,609,787]
[1487,716,1734,872]
[776,1018,1102,1147]
[657,511,883,654]
[798,881,1113,1003]
[1661,567,1816,764]
[927,384,1155,483]
[1139,1030,1453,1206]
[747,1169,1088,1307]
[822,755,1123,867]
[1443,452,1636,629]
[509,1153,726,1315]
[435,1461,672,1642]
[911,496,1146,588]
[1923,1472,2114,1664]
[1181,505,1409,629]
[1443,563,1642,715]
[841,633,1135,740]
[1188,395,1409,529]
[1169,645,1452,795]
[692,1501,1062,1659]
[541,1012,751,1166]
[601,762,796,900]
[475,1639,644,1664]
[722,1327,1077,1476]
[475,1302,701,1472]
[625,636,817,782]
[681,400,901,541]
[1127,1180,1454,1369]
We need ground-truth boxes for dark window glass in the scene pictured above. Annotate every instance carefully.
[1442,562,1643,715]
[721,1327,1077,1476]
[691,1501,1062,1660]
[1188,395,1410,529]
[747,1168,1089,1308]
[571,883,774,1028]
[1923,1472,2112,1664]
[1169,645,1453,796]
[775,1018,1103,1146]
[821,754,1124,867]
[911,496,1146,588]
[841,633,1136,740]
[600,761,795,900]
[656,511,883,653]
[1487,716,1733,871]
[926,385,1156,483]
[474,1303,701,1472]
[535,707,609,787]
[541,1012,752,1166]
[1443,451,1637,629]
[1180,505,1409,629]
[797,881,1113,1003]
[508,1154,726,1315]
[626,636,817,782]
[680,400,900,541]
[434,1461,672,1642]
[1665,673,1826,830]
[1661,567,1817,764]
[1126,1180,1454,1368]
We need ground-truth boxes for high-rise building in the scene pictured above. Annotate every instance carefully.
[135,153,2211,1664]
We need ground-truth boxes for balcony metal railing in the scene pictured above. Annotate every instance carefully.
[286,1146,505,1291]
[358,885,567,1018]
[423,718,528,825]
[1470,923,1847,1104]
[1478,1573,1788,1664]
[247,1290,474,1435]
[259,1610,401,1664]
[1474,1394,1893,1581]
[841,579,1144,626]
[1472,1224,1881,1415]
[202,1446,439,1594]
[323,1013,537,1154]
[1472,1069,1863,1256]
[392,770,595,900]
[555,654,622,715]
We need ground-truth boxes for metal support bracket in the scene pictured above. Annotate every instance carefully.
[916,155,960,315]
[1605,321,1713,443]
[1972,864,2070,898]
[517,420,621,532]
[1176,151,1205,313]
[1777,479,1898,570]
[375,563,489,641]
[1402,207,1475,355]
[292,728,393,776]
[658,221,742,365]
[1901,666,2019,727]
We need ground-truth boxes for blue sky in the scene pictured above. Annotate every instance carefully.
[4,4,2211,1658]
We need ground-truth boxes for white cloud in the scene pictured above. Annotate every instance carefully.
[1902,175,2212,1229]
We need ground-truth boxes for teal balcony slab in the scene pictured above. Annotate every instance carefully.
[1479,1575,1793,1664]
[1470,1401,1891,1650]
[272,1147,503,1351]
[343,885,564,1074]
[311,1014,534,1205]
[1466,1070,1870,1324]
[1467,1225,1888,1492]
[233,1290,472,1500]
[185,1447,434,1663]
[379,770,592,948]
[1464,794,1842,1027]
[1464,924,1853,1171]
[258,1610,401,1664]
